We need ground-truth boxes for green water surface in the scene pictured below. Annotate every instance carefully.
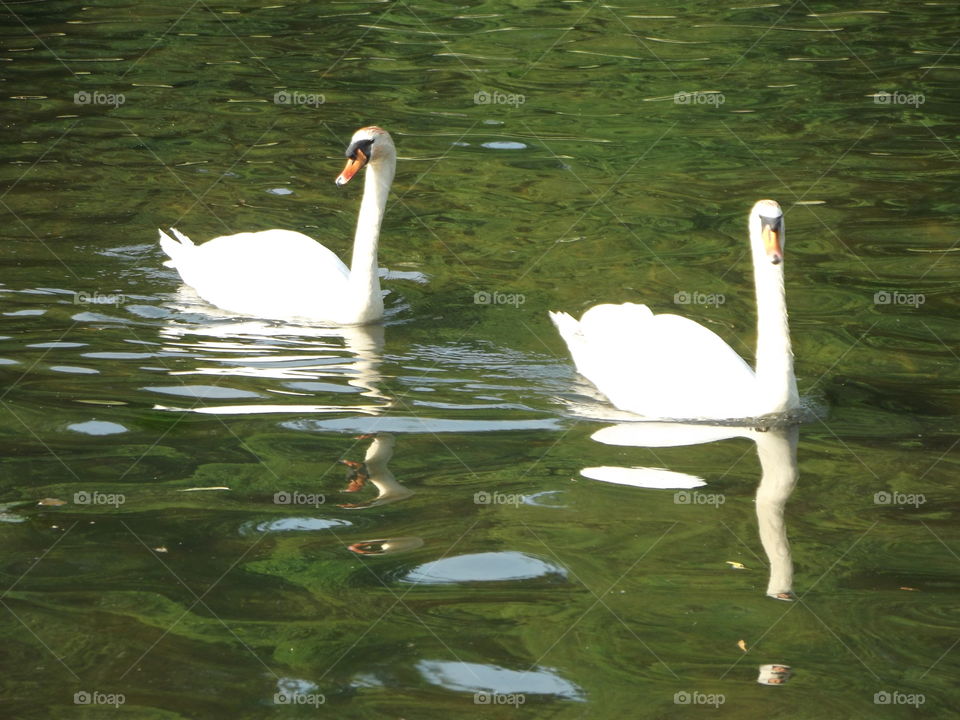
[1,1,959,718]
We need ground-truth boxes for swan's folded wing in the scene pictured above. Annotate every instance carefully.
[561,304,757,418]
[579,302,655,332]
[171,230,353,319]
[552,303,654,379]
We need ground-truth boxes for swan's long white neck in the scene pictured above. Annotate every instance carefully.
[348,157,394,323]
[751,228,798,414]
[753,426,798,597]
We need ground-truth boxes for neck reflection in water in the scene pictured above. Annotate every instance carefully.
[583,421,799,601]
[339,432,414,510]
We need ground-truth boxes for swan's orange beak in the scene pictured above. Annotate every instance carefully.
[336,147,367,186]
[762,220,783,265]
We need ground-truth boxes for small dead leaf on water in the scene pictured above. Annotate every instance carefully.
[900,586,919,591]
[37,498,66,506]
[738,639,748,652]
[726,561,747,570]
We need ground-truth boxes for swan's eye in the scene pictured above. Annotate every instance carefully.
[345,138,374,163]
[336,138,376,186]
[759,215,782,232]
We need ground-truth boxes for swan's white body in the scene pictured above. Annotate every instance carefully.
[159,126,396,325]
[550,200,798,421]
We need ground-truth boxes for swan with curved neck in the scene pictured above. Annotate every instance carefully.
[550,199,799,420]
[158,126,396,325]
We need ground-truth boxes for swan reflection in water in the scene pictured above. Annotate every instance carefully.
[151,287,392,415]
[583,421,799,601]
[338,432,423,555]
[338,433,414,509]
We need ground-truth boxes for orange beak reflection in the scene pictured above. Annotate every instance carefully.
[336,148,368,186]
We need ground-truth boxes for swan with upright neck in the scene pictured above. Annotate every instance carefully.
[158,126,396,325]
[550,199,799,421]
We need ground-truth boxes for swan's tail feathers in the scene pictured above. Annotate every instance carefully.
[158,227,194,268]
[549,311,583,349]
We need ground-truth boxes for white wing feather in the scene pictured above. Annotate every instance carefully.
[159,229,353,322]
[550,302,758,420]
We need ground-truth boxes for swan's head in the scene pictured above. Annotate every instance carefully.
[749,199,785,266]
[336,126,395,186]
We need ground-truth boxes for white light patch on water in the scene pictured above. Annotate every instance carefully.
[417,660,584,700]
[403,551,566,584]
[580,466,706,489]
[68,420,128,435]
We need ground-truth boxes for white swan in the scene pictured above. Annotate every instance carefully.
[158,126,396,325]
[550,199,798,421]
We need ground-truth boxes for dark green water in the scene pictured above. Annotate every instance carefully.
[2,1,959,717]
